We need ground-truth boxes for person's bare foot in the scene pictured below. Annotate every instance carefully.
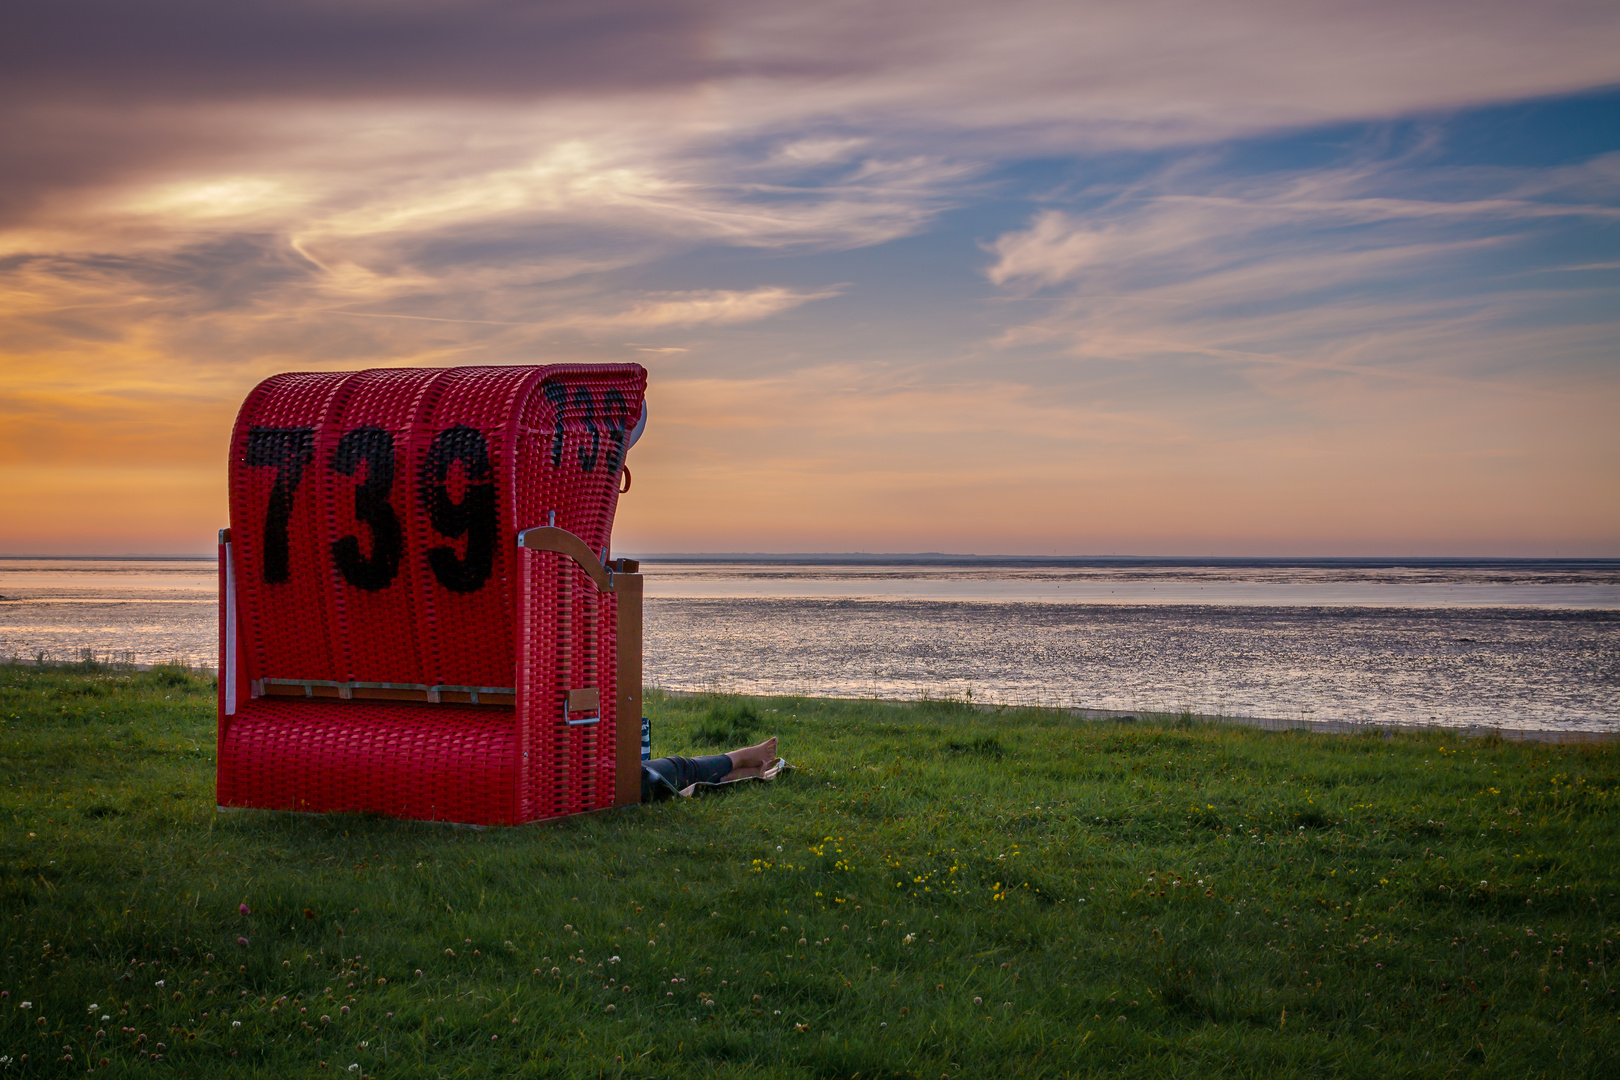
[723,736,778,779]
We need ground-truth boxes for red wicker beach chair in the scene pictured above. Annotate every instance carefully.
[216,364,648,825]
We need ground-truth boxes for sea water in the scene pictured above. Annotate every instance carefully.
[2,556,1616,733]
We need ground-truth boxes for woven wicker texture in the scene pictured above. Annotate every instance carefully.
[219,364,647,825]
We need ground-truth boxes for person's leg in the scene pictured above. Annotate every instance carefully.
[643,753,731,793]
[682,753,736,786]
[641,736,779,800]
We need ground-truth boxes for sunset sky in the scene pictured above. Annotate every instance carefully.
[4,0,1618,556]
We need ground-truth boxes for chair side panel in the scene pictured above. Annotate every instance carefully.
[513,366,645,820]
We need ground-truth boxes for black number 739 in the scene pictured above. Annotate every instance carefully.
[244,423,498,593]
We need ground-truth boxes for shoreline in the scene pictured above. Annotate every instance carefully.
[657,687,1620,745]
[7,655,1613,744]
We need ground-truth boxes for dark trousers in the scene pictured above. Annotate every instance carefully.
[641,754,732,801]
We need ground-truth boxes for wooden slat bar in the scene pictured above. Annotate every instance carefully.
[256,679,516,708]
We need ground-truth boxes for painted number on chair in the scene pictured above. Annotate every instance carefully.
[420,425,497,594]
[244,426,315,584]
[242,388,632,590]
[330,426,404,591]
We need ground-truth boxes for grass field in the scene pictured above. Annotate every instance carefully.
[1,662,1617,1078]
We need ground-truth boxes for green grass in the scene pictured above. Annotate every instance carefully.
[1,664,1617,1078]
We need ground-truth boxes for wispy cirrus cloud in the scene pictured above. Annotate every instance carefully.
[984,153,1620,378]
[324,285,841,332]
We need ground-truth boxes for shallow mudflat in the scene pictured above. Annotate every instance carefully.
[6,556,1619,734]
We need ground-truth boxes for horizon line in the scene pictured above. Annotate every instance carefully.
[4,551,1619,564]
